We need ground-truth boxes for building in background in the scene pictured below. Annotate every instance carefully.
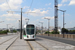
[0,28,7,31]
[67,27,75,30]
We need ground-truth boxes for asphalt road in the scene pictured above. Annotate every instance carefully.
[0,34,13,37]
[37,35,75,46]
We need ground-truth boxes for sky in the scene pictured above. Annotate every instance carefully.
[0,0,75,29]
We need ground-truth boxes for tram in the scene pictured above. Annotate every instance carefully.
[23,24,36,40]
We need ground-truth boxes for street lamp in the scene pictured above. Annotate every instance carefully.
[44,17,50,36]
[36,24,40,34]
[7,24,10,32]
[7,24,10,30]
[36,24,40,30]
[18,20,20,32]
[36,24,38,34]
[25,18,29,25]
[0,21,4,31]
[11,26,14,33]
[39,22,43,34]
[58,9,66,38]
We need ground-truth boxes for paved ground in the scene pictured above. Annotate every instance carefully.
[36,37,75,50]
[0,34,12,37]
[0,34,18,50]
[37,35,75,46]
[0,35,17,44]
[8,37,30,50]
[0,34,75,50]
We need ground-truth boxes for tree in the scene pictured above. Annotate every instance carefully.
[45,31,50,34]
[51,31,59,34]
[69,30,75,34]
[61,28,68,33]
[13,30,17,33]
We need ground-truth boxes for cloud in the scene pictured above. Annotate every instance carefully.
[0,0,22,11]
[48,7,52,9]
[0,0,6,3]
[29,9,49,16]
[1,13,21,21]
[61,0,75,6]
[6,18,15,21]
[58,4,67,7]
[58,4,62,7]
[45,3,51,6]
[2,13,20,18]
[1,13,27,28]
[39,21,43,23]
[29,21,36,24]
[62,0,68,3]
[36,19,39,21]
[63,4,67,6]
[69,0,75,5]
[23,6,29,9]
[42,16,54,19]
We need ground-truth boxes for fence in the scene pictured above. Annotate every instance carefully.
[41,34,75,39]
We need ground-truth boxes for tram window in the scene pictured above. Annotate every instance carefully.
[27,25,34,28]
[26,28,34,35]
[31,29,34,34]
[26,25,35,35]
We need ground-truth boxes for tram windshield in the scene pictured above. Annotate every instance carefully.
[26,25,34,35]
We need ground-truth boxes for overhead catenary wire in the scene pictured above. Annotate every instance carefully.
[27,0,34,17]
[6,0,12,11]
[6,0,19,20]
[29,0,33,10]
[6,0,34,18]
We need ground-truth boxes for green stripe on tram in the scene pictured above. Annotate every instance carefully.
[23,35,26,37]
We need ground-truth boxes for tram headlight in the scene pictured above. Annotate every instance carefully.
[33,36,34,38]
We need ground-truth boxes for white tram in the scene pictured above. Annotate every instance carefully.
[23,24,36,40]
